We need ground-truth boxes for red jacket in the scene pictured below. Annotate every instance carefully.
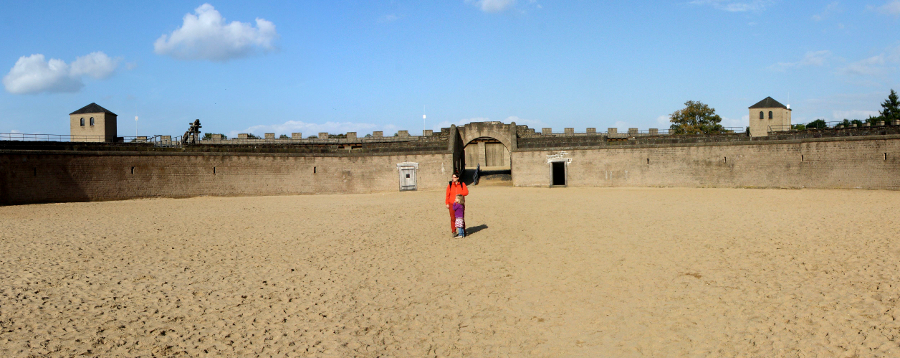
[445,181,468,205]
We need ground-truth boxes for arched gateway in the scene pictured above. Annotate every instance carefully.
[453,121,518,183]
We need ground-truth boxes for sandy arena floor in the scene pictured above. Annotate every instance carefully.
[1,187,900,357]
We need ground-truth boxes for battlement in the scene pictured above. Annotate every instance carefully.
[4,121,900,205]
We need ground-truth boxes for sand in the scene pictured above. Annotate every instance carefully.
[1,187,900,357]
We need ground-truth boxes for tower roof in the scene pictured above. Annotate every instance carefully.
[70,103,116,116]
[749,97,787,109]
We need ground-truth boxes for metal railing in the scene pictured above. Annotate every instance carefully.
[0,133,184,147]
[201,135,433,145]
[0,133,111,142]
[0,132,440,147]
[534,126,748,137]
[769,119,899,133]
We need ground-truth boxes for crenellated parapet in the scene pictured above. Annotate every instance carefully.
[205,129,447,145]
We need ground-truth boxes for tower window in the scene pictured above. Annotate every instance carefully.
[90,117,95,126]
[80,118,85,126]
[768,111,773,119]
[759,111,764,119]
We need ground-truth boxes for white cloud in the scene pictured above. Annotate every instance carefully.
[154,4,279,62]
[689,0,773,12]
[230,120,399,138]
[842,55,887,76]
[812,2,840,21]
[3,52,121,94]
[879,1,900,15]
[378,14,401,23]
[656,115,670,126]
[467,0,516,13]
[768,50,831,71]
[839,45,900,76]
[2,55,80,94]
[70,52,119,79]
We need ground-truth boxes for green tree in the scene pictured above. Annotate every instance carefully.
[279,134,289,139]
[879,89,900,122]
[669,100,724,135]
[806,119,827,129]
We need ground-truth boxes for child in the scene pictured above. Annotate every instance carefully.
[452,194,466,238]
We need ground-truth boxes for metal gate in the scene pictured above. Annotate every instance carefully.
[397,162,418,191]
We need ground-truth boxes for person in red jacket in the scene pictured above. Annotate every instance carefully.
[445,172,469,236]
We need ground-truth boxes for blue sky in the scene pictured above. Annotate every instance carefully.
[2,1,899,138]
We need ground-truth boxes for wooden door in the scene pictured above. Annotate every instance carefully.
[399,166,417,191]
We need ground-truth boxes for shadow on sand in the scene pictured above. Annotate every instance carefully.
[466,224,488,236]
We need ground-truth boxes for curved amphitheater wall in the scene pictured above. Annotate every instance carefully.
[2,135,900,205]
[512,136,900,190]
[0,152,452,205]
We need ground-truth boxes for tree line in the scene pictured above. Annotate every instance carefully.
[795,89,900,130]
[670,89,900,134]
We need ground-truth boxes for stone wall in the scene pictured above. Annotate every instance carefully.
[0,151,453,205]
[5,123,900,205]
[512,135,900,190]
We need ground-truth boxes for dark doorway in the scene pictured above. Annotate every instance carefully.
[551,161,566,187]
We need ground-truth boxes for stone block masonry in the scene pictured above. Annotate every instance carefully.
[5,121,900,205]
[512,135,900,190]
[0,151,452,205]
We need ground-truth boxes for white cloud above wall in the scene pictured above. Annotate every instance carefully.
[836,45,899,77]
[842,55,887,76]
[2,52,121,94]
[378,14,401,23]
[812,2,840,21]
[70,52,120,79]
[768,50,831,72]
[154,4,279,62]
[689,0,773,12]
[467,0,516,13]
[878,1,900,16]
